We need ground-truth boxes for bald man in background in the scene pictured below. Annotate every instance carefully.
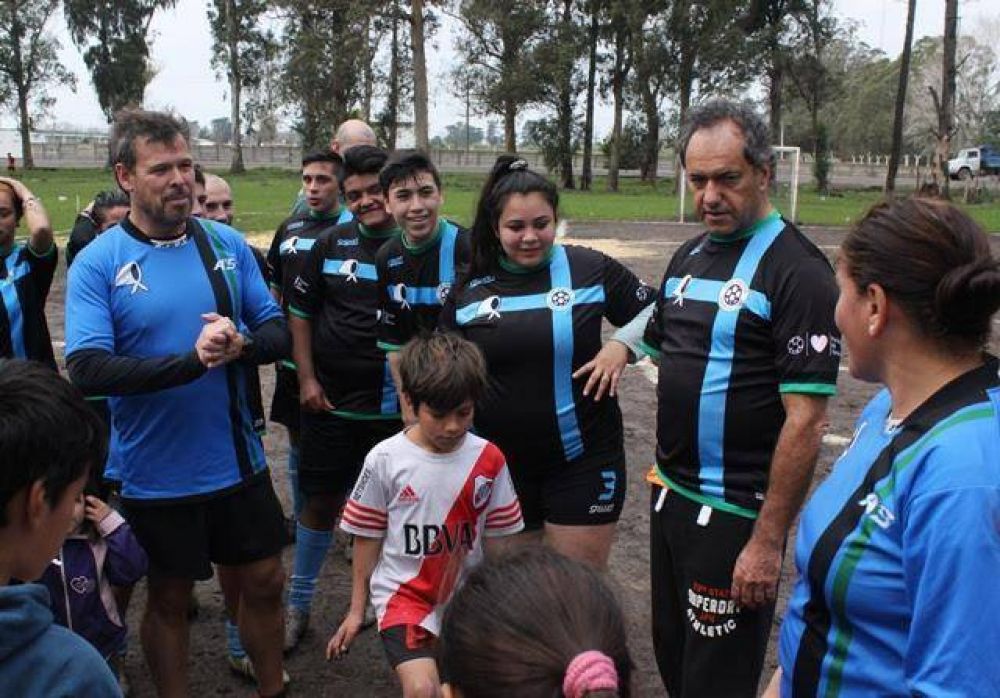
[289,119,377,217]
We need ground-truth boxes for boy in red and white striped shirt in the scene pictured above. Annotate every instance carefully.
[327,333,523,696]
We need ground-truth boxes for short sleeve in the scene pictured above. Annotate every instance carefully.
[237,238,283,331]
[601,253,656,327]
[266,223,284,292]
[640,271,670,361]
[902,486,1000,695]
[65,254,115,355]
[340,450,389,538]
[484,462,524,537]
[770,254,840,396]
[288,233,328,319]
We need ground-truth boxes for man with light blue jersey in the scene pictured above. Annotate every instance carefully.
[635,99,839,697]
[65,109,290,698]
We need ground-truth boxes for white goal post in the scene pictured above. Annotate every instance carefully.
[678,145,801,224]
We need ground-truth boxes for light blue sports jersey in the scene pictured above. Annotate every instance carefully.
[778,358,1000,697]
[65,218,283,501]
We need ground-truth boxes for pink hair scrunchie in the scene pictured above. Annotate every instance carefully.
[562,650,619,698]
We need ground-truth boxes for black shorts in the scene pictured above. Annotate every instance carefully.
[649,485,777,697]
[269,365,300,432]
[122,472,289,580]
[380,624,437,669]
[298,412,401,497]
[509,450,627,529]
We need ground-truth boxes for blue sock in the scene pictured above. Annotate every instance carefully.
[225,618,246,659]
[288,523,332,612]
[287,443,302,517]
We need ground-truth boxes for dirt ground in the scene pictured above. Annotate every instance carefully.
[41,220,999,697]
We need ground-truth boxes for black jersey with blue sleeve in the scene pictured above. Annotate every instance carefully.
[778,357,1000,697]
[266,210,349,312]
[289,220,400,419]
[376,219,469,351]
[65,217,284,502]
[641,212,840,517]
[1,241,57,369]
[440,244,654,471]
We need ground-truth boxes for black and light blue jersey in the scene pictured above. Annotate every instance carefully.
[266,208,352,312]
[376,219,469,351]
[289,220,400,419]
[779,357,1000,697]
[441,244,653,470]
[65,218,283,501]
[1,241,57,369]
[641,212,840,516]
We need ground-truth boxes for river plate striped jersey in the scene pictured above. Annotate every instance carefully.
[341,431,523,634]
[376,219,469,352]
[266,207,353,314]
[65,218,283,501]
[0,241,57,368]
[779,357,1000,697]
[439,244,654,470]
[640,212,840,517]
[289,220,400,419]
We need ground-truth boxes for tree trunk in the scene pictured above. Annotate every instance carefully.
[388,6,400,151]
[17,86,34,170]
[226,0,245,173]
[607,68,623,192]
[938,0,958,199]
[410,0,429,150]
[884,0,916,194]
[557,0,575,189]
[363,14,373,121]
[640,81,658,184]
[766,63,783,143]
[504,100,517,153]
[580,3,598,191]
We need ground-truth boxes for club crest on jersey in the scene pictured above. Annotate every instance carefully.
[717,278,748,312]
[475,295,502,320]
[858,492,895,530]
[437,282,453,304]
[390,283,410,309]
[635,284,652,303]
[339,259,360,282]
[473,476,493,510]
[546,287,575,311]
[115,261,148,294]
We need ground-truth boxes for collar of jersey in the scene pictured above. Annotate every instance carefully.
[308,206,345,222]
[498,245,556,274]
[402,219,444,255]
[358,221,400,240]
[708,209,780,244]
[122,216,192,246]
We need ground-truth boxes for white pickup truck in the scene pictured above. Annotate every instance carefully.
[948,145,1000,179]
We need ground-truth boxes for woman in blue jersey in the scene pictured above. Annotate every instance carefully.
[440,156,654,569]
[766,197,1000,697]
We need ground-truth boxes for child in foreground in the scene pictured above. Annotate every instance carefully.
[438,546,632,698]
[326,333,524,697]
[39,489,147,694]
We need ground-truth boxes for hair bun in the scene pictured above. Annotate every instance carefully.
[934,257,1000,334]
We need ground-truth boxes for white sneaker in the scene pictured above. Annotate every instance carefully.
[283,607,310,653]
[227,654,291,686]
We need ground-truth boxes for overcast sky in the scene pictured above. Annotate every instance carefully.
[0,0,990,139]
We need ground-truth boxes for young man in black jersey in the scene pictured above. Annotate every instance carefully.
[289,119,376,217]
[283,145,402,651]
[621,99,839,697]
[376,151,468,422]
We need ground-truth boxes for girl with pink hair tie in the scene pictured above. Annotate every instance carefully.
[438,547,630,698]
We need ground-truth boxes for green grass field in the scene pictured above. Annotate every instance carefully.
[9,167,1000,235]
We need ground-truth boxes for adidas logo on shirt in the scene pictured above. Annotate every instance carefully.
[398,484,420,504]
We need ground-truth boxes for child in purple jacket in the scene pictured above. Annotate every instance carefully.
[39,491,147,691]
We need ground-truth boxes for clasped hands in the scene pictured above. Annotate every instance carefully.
[195,312,246,368]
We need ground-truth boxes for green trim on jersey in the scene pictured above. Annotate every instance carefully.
[377,340,402,352]
[359,222,400,239]
[823,403,996,696]
[288,305,310,319]
[280,359,297,370]
[654,467,759,520]
[331,408,402,420]
[402,219,444,255]
[779,382,837,396]
[308,206,346,221]
[708,209,781,244]
[639,338,662,361]
[498,245,556,274]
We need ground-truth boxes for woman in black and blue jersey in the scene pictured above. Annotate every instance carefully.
[767,197,1000,697]
[440,156,654,569]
